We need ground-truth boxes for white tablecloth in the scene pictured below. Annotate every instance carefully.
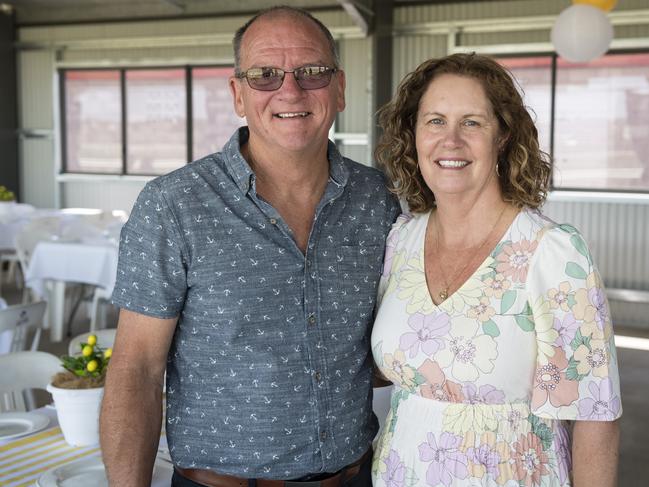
[24,241,119,342]
[24,241,119,298]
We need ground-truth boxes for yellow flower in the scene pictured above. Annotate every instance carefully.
[442,403,498,435]
[87,335,97,346]
[574,339,610,377]
[547,281,573,311]
[398,253,435,315]
[531,296,558,364]
[86,360,98,372]
[82,345,93,357]
[483,273,510,299]
[383,350,417,389]
[467,297,496,323]
[104,348,113,359]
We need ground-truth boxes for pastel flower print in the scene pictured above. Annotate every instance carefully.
[511,433,550,487]
[400,312,450,358]
[398,253,435,315]
[467,297,496,323]
[436,318,497,382]
[547,281,573,312]
[466,443,500,479]
[482,273,510,299]
[531,296,559,365]
[418,432,469,486]
[554,427,572,485]
[573,288,596,324]
[461,383,506,405]
[383,350,418,389]
[531,347,579,410]
[578,377,621,420]
[382,450,406,487]
[442,402,499,435]
[553,313,579,349]
[574,338,610,378]
[418,359,463,402]
[588,286,610,331]
[495,239,538,283]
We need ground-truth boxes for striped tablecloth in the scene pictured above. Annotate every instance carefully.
[0,425,100,486]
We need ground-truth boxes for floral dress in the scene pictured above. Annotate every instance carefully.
[371,208,622,487]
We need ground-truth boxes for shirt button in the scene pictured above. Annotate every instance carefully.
[320,430,327,441]
[269,218,277,225]
[308,315,316,326]
[315,371,321,382]
[306,259,311,267]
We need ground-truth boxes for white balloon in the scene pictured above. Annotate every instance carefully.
[551,4,613,63]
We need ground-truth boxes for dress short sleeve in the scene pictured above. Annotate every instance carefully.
[377,213,413,305]
[111,181,188,319]
[527,223,622,421]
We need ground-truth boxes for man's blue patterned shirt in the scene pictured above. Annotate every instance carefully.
[112,127,400,478]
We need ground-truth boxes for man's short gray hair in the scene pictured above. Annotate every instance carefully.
[232,6,340,74]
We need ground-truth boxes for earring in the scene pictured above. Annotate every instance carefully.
[495,162,501,177]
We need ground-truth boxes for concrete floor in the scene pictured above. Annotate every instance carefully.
[2,278,647,486]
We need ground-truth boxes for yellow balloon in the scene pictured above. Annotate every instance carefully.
[572,0,617,11]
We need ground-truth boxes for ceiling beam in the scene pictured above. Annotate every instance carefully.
[337,0,373,36]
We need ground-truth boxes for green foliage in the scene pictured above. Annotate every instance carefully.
[59,336,112,379]
[0,185,16,202]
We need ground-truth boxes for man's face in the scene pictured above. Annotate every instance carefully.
[229,14,345,157]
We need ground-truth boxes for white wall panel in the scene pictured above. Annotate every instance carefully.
[338,38,370,133]
[18,50,55,129]
[20,138,56,208]
[61,179,147,213]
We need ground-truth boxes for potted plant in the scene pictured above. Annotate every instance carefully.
[0,185,16,202]
[47,334,112,446]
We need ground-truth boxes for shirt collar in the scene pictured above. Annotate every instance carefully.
[222,127,350,193]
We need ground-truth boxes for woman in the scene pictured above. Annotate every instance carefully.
[371,53,621,487]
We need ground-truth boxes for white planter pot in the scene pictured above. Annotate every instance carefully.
[46,383,104,447]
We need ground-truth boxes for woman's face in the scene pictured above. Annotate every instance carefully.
[415,73,502,202]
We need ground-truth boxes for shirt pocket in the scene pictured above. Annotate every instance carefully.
[336,244,383,309]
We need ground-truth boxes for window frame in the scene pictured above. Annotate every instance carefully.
[497,48,649,195]
[59,64,235,177]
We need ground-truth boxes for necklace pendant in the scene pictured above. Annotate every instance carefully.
[439,289,448,301]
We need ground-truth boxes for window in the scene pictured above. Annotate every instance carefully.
[554,53,649,191]
[498,52,649,193]
[63,70,122,174]
[126,69,187,175]
[192,67,243,160]
[61,66,243,176]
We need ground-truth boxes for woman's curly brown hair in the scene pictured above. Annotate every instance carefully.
[375,52,552,213]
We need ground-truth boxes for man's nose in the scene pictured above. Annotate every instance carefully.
[278,71,305,97]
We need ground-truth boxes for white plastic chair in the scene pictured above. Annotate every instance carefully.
[14,217,62,303]
[0,351,62,412]
[68,328,116,356]
[0,301,47,354]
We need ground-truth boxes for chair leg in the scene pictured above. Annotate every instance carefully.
[90,292,101,332]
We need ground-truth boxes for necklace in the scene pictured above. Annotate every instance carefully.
[434,205,508,302]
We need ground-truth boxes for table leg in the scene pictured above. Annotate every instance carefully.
[47,280,67,342]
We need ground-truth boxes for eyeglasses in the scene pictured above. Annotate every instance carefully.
[235,65,338,91]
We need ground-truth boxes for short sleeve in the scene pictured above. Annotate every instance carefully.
[111,181,188,318]
[377,213,412,306]
[527,224,622,421]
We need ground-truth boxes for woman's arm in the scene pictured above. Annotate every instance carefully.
[571,419,620,487]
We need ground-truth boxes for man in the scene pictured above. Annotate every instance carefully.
[100,6,400,487]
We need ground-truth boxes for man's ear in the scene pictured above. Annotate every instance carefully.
[229,77,245,118]
[336,69,346,113]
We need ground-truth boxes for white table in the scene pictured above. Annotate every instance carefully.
[24,241,119,342]
[0,406,171,486]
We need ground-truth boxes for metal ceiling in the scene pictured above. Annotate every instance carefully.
[2,0,502,27]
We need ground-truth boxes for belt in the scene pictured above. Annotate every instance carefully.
[174,449,371,487]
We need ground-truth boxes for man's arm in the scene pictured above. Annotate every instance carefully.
[100,309,177,487]
[571,419,620,487]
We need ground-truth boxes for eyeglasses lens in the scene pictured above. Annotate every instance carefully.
[244,66,334,91]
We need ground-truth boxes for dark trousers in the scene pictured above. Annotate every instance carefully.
[171,453,372,487]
